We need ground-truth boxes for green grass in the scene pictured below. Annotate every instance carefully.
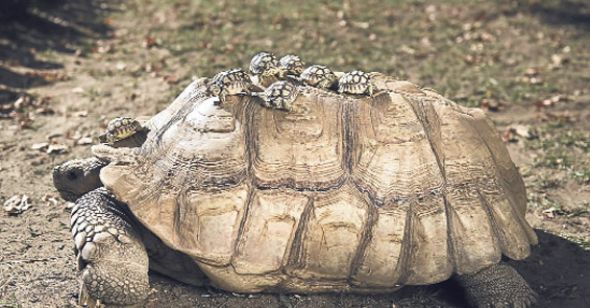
[113,0,589,106]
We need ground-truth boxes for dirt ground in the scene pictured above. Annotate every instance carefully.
[0,0,589,307]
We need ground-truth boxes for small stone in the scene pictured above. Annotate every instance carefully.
[65,202,75,210]
[74,110,88,117]
[31,142,49,151]
[76,137,93,145]
[47,144,69,154]
[115,62,127,71]
[512,125,538,140]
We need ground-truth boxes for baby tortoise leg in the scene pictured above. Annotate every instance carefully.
[72,188,150,307]
[454,263,537,308]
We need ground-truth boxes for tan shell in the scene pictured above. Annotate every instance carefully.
[99,73,537,293]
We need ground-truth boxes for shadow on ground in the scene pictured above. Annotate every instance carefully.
[141,230,590,307]
[518,0,590,29]
[0,0,112,103]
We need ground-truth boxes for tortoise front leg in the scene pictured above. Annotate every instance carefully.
[454,263,537,308]
[71,188,150,307]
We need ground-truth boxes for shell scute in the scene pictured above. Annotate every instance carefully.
[287,184,369,281]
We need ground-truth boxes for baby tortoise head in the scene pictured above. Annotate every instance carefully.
[249,51,283,78]
[300,65,338,89]
[279,54,305,76]
[337,70,373,96]
[257,80,299,111]
[207,68,253,103]
[99,117,143,144]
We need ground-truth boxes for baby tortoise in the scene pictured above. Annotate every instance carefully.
[207,68,253,104]
[279,54,305,76]
[99,117,143,144]
[249,52,284,86]
[338,70,373,96]
[300,65,338,89]
[255,80,299,111]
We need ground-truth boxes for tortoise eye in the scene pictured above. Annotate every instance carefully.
[67,170,79,180]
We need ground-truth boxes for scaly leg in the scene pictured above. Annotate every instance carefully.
[454,263,537,308]
[71,188,150,307]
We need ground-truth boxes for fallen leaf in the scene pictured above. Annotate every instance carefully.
[480,98,504,112]
[502,125,538,142]
[163,74,178,85]
[3,195,32,215]
[143,36,159,48]
[41,194,59,207]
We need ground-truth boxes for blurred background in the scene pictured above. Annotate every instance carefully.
[0,0,588,307]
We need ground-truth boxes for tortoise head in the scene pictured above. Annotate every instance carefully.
[53,157,108,202]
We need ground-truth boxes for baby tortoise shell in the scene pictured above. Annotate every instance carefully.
[338,70,373,95]
[279,54,305,76]
[99,117,142,144]
[249,51,282,77]
[258,80,299,111]
[207,68,253,103]
[300,65,338,89]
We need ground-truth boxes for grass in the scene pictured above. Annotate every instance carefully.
[111,0,589,106]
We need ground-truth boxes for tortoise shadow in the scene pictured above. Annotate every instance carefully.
[521,0,590,30]
[0,0,113,103]
[508,230,590,308]
[146,229,590,307]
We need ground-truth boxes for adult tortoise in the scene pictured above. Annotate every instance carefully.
[53,72,538,308]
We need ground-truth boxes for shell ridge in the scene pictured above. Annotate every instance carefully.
[462,110,537,246]
[394,200,413,285]
[283,196,315,274]
[230,183,256,263]
[348,193,378,286]
[399,90,457,274]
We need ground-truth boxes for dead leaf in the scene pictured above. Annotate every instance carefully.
[9,111,34,129]
[542,207,558,218]
[95,40,113,54]
[25,70,68,82]
[143,36,159,48]
[480,98,504,112]
[41,194,59,207]
[163,74,179,85]
[3,195,32,215]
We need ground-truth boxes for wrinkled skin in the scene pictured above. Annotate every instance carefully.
[53,157,107,202]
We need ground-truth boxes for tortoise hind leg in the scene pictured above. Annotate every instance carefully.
[453,263,537,308]
[71,188,150,307]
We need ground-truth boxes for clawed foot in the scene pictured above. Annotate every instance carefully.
[455,263,537,308]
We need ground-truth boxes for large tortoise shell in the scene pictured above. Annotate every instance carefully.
[98,73,537,293]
